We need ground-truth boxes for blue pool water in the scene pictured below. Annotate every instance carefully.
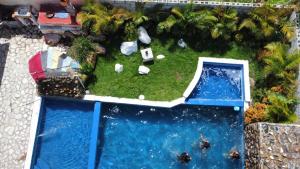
[190,63,243,100]
[96,104,244,169]
[32,99,94,169]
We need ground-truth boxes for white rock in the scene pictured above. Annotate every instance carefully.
[115,63,124,73]
[177,38,187,48]
[138,26,151,44]
[120,41,138,56]
[139,95,145,100]
[138,65,150,75]
[157,54,165,60]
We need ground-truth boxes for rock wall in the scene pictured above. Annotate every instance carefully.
[37,76,85,98]
[245,123,300,169]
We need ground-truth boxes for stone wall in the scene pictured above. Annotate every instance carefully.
[245,123,300,169]
[37,76,85,98]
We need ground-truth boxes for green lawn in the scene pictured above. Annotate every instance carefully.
[88,37,260,101]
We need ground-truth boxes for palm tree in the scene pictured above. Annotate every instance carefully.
[262,42,300,97]
[262,42,300,79]
[209,7,239,40]
[78,1,148,40]
[238,5,295,41]
[157,5,217,36]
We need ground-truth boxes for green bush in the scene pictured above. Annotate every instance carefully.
[67,37,98,75]
[67,37,95,63]
[266,93,298,123]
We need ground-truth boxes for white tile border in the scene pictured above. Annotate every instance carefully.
[24,57,251,169]
[24,97,42,169]
[84,95,186,108]
[183,58,203,98]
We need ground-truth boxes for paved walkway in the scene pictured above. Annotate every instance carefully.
[0,26,43,169]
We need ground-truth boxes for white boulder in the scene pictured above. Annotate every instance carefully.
[115,63,124,73]
[177,38,187,48]
[138,95,145,100]
[138,65,150,75]
[138,26,151,44]
[156,54,165,60]
[120,41,138,56]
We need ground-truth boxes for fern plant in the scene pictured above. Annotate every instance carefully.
[262,42,300,79]
[266,93,297,123]
[238,5,295,41]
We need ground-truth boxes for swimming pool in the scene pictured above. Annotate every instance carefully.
[32,99,94,169]
[97,104,244,169]
[26,58,249,169]
[190,63,243,100]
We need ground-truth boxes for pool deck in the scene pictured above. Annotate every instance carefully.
[0,27,43,169]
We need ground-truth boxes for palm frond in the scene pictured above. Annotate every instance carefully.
[238,18,256,30]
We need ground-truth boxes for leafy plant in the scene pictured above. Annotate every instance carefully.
[78,1,149,41]
[123,2,149,41]
[210,7,238,40]
[157,4,218,37]
[266,93,297,123]
[245,103,267,125]
[67,37,95,63]
[238,5,294,41]
[78,2,133,36]
[67,37,98,75]
[262,42,300,80]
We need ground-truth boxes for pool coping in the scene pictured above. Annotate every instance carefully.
[24,96,42,169]
[24,57,251,169]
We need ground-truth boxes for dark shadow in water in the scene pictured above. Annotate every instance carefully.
[95,109,109,168]
[0,43,9,85]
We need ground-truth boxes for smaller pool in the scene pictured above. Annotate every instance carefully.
[31,99,94,169]
[190,63,243,100]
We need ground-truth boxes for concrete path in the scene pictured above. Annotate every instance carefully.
[0,26,43,169]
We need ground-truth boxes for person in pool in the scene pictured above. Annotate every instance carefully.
[229,150,240,159]
[200,134,210,149]
[177,152,192,163]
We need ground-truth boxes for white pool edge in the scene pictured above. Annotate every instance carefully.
[24,57,251,169]
[24,97,42,169]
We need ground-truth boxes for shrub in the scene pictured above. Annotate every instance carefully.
[67,37,95,63]
[245,103,267,125]
[67,37,98,75]
[266,93,298,123]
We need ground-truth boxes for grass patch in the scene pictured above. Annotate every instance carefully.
[88,36,260,101]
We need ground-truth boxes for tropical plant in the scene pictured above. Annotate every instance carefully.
[262,42,300,79]
[238,5,294,41]
[67,37,98,74]
[245,103,267,124]
[123,2,149,41]
[78,1,149,41]
[261,42,300,98]
[157,4,218,37]
[266,93,297,123]
[210,7,239,40]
